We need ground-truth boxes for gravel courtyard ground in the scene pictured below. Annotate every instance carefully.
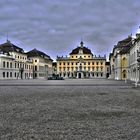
[0,79,140,140]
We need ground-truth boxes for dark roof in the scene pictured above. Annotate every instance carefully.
[70,41,93,55]
[112,36,132,55]
[117,36,132,47]
[27,49,53,61]
[0,40,24,54]
[70,47,92,55]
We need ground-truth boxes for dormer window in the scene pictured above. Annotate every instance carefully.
[79,49,83,54]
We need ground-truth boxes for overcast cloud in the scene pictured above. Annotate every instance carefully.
[0,0,140,60]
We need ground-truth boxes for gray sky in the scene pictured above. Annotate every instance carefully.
[0,0,140,60]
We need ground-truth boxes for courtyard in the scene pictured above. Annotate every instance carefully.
[0,79,140,139]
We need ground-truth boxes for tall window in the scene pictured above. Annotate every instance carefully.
[10,62,12,68]
[3,61,5,68]
[3,72,5,78]
[122,57,127,67]
[7,72,9,78]
[7,62,9,68]
[35,66,37,71]
[10,72,12,77]
[15,72,17,78]
[96,67,99,71]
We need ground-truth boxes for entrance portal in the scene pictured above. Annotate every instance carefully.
[78,73,81,78]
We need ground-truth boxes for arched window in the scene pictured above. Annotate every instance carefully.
[122,57,127,67]
[122,70,127,79]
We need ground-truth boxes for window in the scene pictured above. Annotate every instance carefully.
[101,62,103,65]
[101,66,103,71]
[3,61,5,68]
[84,62,86,65]
[63,62,65,65]
[3,72,5,78]
[7,72,9,78]
[84,56,86,58]
[15,72,16,77]
[96,67,99,71]
[35,60,37,62]
[92,62,94,65]
[68,62,69,65]
[107,67,109,71]
[96,62,99,65]
[10,62,12,68]
[97,73,98,77]
[71,67,74,71]
[84,66,86,71]
[15,63,17,68]
[101,73,103,77]
[7,62,9,68]
[59,62,61,65]
[71,62,73,65]
[10,72,12,77]
[88,62,90,65]
[88,56,90,58]
[35,66,37,71]
[72,56,73,58]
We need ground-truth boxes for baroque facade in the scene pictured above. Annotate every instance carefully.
[129,32,140,82]
[57,41,108,78]
[109,27,140,82]
[0,40,53,79]
[109,36,132,80]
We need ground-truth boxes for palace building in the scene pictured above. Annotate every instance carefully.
[109,36,132,80]
[0,40,53,79]
[56,41,108,78]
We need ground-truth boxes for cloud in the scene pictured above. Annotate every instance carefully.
[0,0,140,60]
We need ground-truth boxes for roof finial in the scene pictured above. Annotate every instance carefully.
[6,32,10,43]
[80,37,84,47]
